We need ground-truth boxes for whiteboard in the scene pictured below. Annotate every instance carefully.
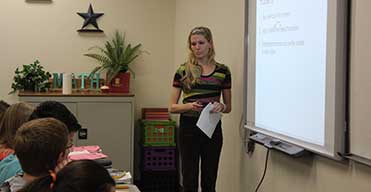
[244,0,348,160]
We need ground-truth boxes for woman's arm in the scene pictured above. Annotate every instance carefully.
[168,87,203,113]
[210,89,231,113]
[222,88,232,113]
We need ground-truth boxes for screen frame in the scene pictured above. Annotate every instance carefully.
[244,0,348,160]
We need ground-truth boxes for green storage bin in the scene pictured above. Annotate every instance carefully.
[141,120,176,146]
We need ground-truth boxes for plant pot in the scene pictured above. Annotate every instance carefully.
[24,85,35,92]
[109,72,130,93]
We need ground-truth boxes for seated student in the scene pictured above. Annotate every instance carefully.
[19,160,116,192]
[0,103,33,183]
[28,101,82,144]
[0,101,82,185]
[0,118,69,192]
[0,100,11,160]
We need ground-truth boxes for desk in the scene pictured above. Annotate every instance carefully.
[116,184,140,192]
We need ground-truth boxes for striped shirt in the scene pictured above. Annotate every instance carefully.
[172,62,231,116]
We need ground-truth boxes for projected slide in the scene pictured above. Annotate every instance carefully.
[255,0,328,145]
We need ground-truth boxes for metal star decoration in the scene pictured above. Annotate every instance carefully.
[77,4,104,32]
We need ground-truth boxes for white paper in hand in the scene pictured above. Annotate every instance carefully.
[196,103,222,138]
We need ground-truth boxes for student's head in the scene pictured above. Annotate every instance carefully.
[29,101,81,143]
[187,26,215,63]
[0,100,10,110]
[0,102,33,148]
[14,118,69,177]
[0,100,10,121]
[20,160,116,192]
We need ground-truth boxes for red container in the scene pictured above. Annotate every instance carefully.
[109,72,130,93]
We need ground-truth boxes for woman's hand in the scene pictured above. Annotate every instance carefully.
[210,102,226,113]
[188,102,203,112]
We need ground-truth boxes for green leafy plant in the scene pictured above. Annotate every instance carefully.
[9,60,51,94]
[84,30,146,83]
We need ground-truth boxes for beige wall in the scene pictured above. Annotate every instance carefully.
[0,0,175,118]
[241,145,371,192]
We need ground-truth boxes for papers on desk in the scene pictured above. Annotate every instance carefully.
[109,170,138,191]
[196,103,222,138]
[115,172,132,184]
[108,169,132,184]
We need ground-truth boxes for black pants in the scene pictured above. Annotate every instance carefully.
[179,115,223,192]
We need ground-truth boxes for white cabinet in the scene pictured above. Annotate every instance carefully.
[18,92,134,173]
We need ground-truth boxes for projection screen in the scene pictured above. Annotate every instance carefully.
[244,0,348,159]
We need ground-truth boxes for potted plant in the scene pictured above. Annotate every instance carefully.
[9,60,51,94]
[84,30,145,93]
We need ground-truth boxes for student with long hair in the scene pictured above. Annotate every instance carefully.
[0,100,10,160]
[169,26,232,192]
[0,102,33,183]
[0,102,34,151]
[19,160,115,192]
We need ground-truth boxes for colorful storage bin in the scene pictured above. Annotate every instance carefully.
[141,120,176,146]
[143,147,176,171]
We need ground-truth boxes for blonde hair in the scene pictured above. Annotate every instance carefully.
[0,102,33,148]
[182,26,216,91]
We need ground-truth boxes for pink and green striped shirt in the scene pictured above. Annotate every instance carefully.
[173,62,231,116]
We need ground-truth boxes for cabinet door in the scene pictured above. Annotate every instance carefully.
[76,102,132,171]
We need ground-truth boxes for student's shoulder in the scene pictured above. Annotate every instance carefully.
[8,174,26,192]
[0,182,10,192]
[0,149,14,161]
[0,154,22,176]
[0,174,26,192]
[0,155,19,167]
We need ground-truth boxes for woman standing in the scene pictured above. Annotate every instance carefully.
[169,26,231,192]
